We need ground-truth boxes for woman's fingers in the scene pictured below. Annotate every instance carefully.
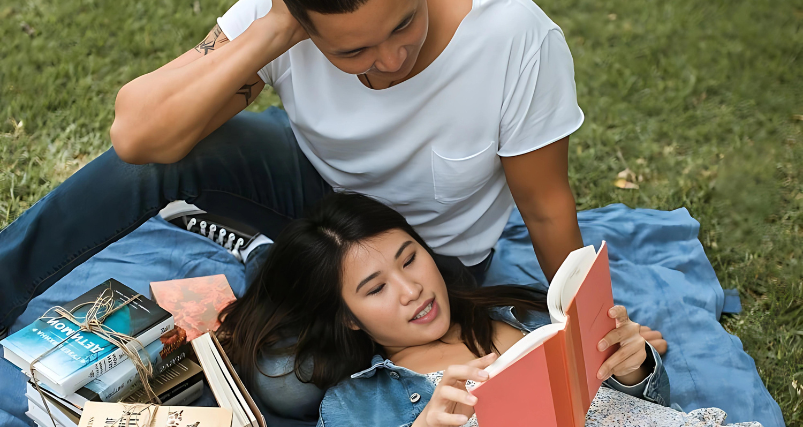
[610,348,648,378]
[608,305,630,326]
[439,384,478,406]
[427,411,470,426]
[599,320,639,350]
[638,329,662,341]
[597,334,646,380]
[648,337,668,355]
[639,325,668,355]
[598,306,645,351]
[423,354,499,426]
[442,354,496,385]
[464,352,498,369]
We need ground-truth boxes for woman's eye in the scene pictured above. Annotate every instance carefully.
[368,284,385,295]
[404,253,416,267]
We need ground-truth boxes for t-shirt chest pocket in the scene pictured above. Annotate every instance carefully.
[431,140,500,204]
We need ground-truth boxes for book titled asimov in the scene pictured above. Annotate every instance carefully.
[1,279,174,397]
[77,402,231,427]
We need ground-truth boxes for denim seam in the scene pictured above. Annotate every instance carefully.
[1,205,163,326]
[317,399,326,427]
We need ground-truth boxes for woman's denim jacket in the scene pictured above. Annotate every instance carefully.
[317,307,671,427]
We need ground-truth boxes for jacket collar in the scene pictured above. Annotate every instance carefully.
[351,355,396,379]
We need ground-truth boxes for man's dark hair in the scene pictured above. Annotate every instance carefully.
[284,0,370,35]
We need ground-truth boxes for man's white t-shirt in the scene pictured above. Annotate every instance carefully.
[219,0,584,265]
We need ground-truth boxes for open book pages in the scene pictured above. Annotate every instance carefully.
[547,245,598,324]
[191,332,266,427]
[481,323,563,379]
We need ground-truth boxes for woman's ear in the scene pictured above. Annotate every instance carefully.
[343,311,362,331]
[347,319,361,331]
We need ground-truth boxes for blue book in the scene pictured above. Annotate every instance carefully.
[1,278,174,397]
[82,329,189,404]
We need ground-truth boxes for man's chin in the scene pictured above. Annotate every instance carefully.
[370,57,420,82]
[370,67,415,83]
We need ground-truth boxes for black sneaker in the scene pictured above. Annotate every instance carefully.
[159,201,272,262]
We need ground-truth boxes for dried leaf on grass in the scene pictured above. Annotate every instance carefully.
[614,168,640,189]
[614,178,640,189]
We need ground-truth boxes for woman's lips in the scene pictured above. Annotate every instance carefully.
[410,299,439,324]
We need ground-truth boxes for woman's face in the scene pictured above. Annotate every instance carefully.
[340,229,451,351]
[307,0,429,82]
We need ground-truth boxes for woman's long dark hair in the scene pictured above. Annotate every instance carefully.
[217,192,547,389]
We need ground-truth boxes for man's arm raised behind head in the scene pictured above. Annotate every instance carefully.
[111,6,307,165]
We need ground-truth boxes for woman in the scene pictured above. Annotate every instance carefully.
[217,192,669,426]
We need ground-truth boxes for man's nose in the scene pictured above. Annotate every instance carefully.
[374,43,407,74]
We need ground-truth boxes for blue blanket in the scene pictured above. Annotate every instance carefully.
[0,205,785,427]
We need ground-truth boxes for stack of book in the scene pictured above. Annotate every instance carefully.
[0,279,205,427]
[25,358,205,427]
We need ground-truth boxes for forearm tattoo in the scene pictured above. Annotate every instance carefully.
[237,81,260,107]
[195,24,229,55]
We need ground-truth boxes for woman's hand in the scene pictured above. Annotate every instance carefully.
[596,305,650,386]
[413,353,498,427]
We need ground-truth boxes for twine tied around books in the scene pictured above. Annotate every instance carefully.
[29,285,161,427]
[116,402,161,427]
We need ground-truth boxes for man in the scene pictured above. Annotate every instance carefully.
[0,0,664,419]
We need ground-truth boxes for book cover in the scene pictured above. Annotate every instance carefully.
[150,275,236,341]
[80,325,189,404]
[470,243,616,427]
[121,358,204,405]
[77,402,232,427]
[1,278,174,396]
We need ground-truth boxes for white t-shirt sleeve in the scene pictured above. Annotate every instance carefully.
[217,0,289,85]
[497,28,584,157]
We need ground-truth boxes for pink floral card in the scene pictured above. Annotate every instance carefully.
[150,274,236,341]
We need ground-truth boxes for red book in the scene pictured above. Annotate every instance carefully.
[150,274,237,341]
[469,242,617,427]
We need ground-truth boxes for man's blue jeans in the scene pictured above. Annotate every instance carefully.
[0,107,333,330]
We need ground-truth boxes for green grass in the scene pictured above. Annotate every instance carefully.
[1,0,801,423]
